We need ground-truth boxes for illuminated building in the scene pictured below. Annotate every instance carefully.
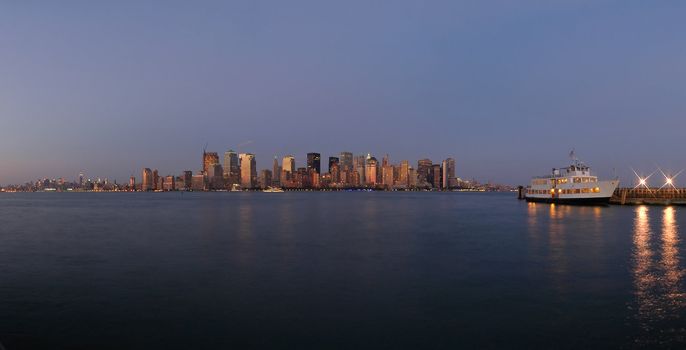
[211,164,224,189]
[223,150,239,184]
[183,171,193,190]
[163,176,175,191]
[340,152,353,172]
[417,159,433,187]
[259,169,272,188]
[142,168,153,191]
[203,151,220,175]
[239,153,257,188]
[355,155,366,185]
[191,174,205,191]
[398,160,410,187]
[129,176,135,190]
[152,169,159,191]
[408,167,417,187]
[365,154,378,186]
[442,158,456,189]
[307,153,321,174]
[272,157,281,186]
[432,164,441,189]
[328,157,340,183]
[382,164,394,189]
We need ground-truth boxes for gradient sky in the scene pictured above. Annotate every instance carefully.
[1,1,685,185]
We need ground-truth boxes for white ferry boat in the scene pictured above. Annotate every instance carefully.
[526,156,619,204]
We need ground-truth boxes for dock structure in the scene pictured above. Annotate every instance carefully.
[610,188,686,205]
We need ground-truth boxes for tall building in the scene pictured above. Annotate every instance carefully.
[417,159,433,186]
[223,150,239,183]
[399,160,410,187]
[432,164,442,189]
[382,164,394,189]
[272,157,281,186]
[142,168,153,191]
[354,155,366,185]
[328,157,339,174]
[365,154,378,186]
[307,153,321,174]
[259,169,272,188]
[203,151,220,175]
[163,176,175,191]
[442,158,456,189]
[152,169,159,191]
[340,152,353,172]
[239,153,256,188]
[129,176,136,190]
[281,155,295,186]
[183,170,193,190]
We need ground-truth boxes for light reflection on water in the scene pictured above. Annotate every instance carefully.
[631,206,686,346]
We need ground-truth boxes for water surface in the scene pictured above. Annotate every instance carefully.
[0,192,684,349]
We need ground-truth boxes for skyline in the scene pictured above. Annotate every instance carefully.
[2,1,686,184]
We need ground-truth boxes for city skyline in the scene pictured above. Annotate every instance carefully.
[2,2,686,184]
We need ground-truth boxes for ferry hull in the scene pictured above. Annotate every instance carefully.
[525,196,611,205]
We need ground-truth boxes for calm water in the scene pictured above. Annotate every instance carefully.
[0,192,684,349]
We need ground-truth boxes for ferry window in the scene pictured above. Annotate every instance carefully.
[573,177,581,183]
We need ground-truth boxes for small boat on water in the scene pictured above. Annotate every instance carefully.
[262,187,284,193]
[526,153,619,204]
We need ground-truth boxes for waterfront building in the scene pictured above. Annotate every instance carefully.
[272,157,280,186]
[203,151,220,175]
[355,155,366,185]
[417,159,433,188]
[365,154,378,186]
[223,150,240,184]
[142,168,153,191]
[442,158,456,189]
[211,164,224,189]
[382,164,394,189]
[398,160,410,187]
[432,164,442,189]
[191,174,205,191]
[152,169,160,191]
[259,169,272,188]
[183,171,193,190]
[163,176,175,191]
[307,153,321,174]
[239,153,257,188]
[340,152,353,172]
[328,157,340,183]
[409,167,417,187]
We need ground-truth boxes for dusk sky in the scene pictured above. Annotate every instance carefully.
[1,1,685,185]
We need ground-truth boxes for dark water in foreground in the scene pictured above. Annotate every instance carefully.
[0,192,684,349]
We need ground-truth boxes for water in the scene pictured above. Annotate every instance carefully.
[0,192,684,349]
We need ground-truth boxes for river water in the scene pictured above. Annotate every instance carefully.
[0,192,684,349]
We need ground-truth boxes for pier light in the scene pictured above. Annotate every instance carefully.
[639,178,646,186]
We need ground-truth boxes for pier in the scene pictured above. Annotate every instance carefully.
[610,188,686,205]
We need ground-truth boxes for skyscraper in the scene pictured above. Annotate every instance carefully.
[432,164,442,189]
[183,170,193,190]
[339,152,353,172]
[152,169,159,191]
[442,158,456,189]
[223,150,239,185]
[417,159,433,187]
[307,153,321,174]
[365,154,378,186]
[399,160,410,187]
[272,157,281,186]
[239,153,256,188]
[142,168,153,191]
[328,157,339,173]
[203,151,220,175]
